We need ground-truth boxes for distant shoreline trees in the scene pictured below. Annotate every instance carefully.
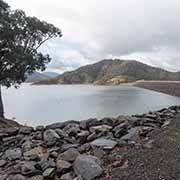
[0,0,62,118]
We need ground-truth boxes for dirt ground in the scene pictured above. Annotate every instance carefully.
[109,115,180,180]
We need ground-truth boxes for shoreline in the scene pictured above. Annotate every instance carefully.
[0,105,180,179]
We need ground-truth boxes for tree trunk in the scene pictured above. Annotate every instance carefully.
[0,86,4,118]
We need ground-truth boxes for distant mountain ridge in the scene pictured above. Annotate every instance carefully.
[34,59,180,85]
[26,71,59,83]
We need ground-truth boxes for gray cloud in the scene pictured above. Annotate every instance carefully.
[6,0,180,72]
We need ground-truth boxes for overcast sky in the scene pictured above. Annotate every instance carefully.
[6,0,180,73]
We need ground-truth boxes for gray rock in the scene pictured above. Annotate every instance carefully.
[29,175,44,180]
[3,134,24,145]
[5,148,22,161]
[61,144,79,152]
[0,127,19,136]
[146,113,157,119]
[46,121,79,130]
[23,146,47,160]
[56,160,72,174]
[77,131,90,144]
[90,125,112,133]
[58,148,80,162]
[50,151,58,158]
[73,176,83,180]
[78,143,91,153]
[93,148,106,159]
[0,160,7,167]
[55,129,68,137]
[74,155,103,180]
[60,173,74,180]
[79,118,100,130]
[87,132,98,142]
[43,168,55,178]
[39,159,55,171]
[7,174,25,180]
[120,127,142,142]
[19,126,34,135]
[100,118,114,126]
[36,126,45,131]
[90,138,117,150]
[0,175,7,180]
[63,123,80,136]
[113,123,128,138]
[21,161,40,176]
[43,129,60,146]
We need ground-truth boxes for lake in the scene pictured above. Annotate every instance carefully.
[2,84,180,126]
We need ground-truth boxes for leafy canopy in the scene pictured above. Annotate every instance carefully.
[0,0,62,87]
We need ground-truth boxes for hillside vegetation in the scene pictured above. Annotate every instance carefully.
[34,59,180,85]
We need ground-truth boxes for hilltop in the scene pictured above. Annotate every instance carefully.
[34,59,180,85]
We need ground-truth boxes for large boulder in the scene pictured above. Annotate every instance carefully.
[74,155,103,180]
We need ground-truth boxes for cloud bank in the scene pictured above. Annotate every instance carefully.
[6,0,180,73]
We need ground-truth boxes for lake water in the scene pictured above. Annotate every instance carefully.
[2,84,180,126]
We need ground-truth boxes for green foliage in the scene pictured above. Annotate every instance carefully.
[0,0,62,87]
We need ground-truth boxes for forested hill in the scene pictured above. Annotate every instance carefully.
[34,59,180,85]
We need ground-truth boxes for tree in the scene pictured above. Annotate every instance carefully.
[0,0,62,118]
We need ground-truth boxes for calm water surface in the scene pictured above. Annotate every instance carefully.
[2,84,180,126]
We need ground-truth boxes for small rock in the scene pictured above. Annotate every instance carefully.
[0,175,7,180]
[7,174,25,180]
[36,126,45,131]
[5,148,22,161]
[87,132,98,142]
[61,144,79,152]
[0,160,7,167]
[77,131,90,144]
[120,127,142,142]
[29,175,44,180]
[43,168,55,179]
[90,125,112,133]
[74,155,103,180]
[24,146,48,160]
[21,161,40,176]
[90,138,117,150]
[56,160,72,174]
[60,173,74,180]
[63,123,80,136]
[39,159,55,171]
[1,127,19,136]
[78,143,91,153]
[50,151,58,158]
[43,129,60,146]
[79,118,100,130]
[19,126,34,135]
[113,123,128,138]
[58,148,80,162]
[93,148,106,159]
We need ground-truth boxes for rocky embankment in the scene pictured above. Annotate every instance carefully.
[134,81,180,97]
[0,106,180,180]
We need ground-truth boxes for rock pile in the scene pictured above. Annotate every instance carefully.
[0,106,180,180]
